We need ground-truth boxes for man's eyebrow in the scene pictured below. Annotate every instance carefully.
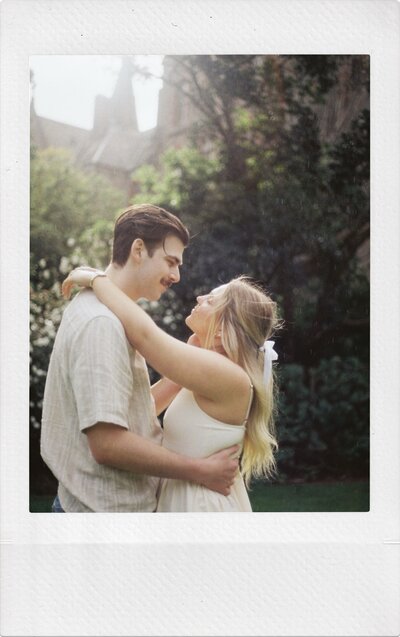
[165,253,183,266]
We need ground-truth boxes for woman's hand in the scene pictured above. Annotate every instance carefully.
[62,267,105,300]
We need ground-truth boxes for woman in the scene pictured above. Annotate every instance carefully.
[62,269,280,512]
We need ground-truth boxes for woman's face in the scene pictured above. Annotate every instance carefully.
[185,284,227,340]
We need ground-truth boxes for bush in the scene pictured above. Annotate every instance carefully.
[276,357,369,481]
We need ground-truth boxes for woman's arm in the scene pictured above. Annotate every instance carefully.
[63,273,248,403]
[150,335,200,414]
[151,377,181,415]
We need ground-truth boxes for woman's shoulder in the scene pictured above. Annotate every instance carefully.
[194,362,253,425]
[225,357,253,391]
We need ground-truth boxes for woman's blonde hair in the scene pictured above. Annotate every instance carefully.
[204,276,281,487]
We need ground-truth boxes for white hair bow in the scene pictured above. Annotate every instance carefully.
[259,340,278,386]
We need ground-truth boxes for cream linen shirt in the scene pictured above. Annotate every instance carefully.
[41,289,162,512]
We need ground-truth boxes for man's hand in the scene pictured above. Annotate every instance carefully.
[197,445,240,496]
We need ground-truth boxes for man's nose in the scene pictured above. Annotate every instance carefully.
[170,266,180,283]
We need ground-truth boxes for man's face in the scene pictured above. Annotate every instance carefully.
[138,234,185,301]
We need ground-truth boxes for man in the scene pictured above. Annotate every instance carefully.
[41,204,238,512]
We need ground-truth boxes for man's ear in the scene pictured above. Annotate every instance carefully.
[130,238,145,263]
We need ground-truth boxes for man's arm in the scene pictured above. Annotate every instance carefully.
[86,423,239,496]
[72,317,238,494]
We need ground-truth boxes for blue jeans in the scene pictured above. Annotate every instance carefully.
[51,495,65,512]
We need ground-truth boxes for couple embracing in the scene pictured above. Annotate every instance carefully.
[41,204,279,512]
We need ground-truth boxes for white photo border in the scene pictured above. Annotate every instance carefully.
[1,1,399,635]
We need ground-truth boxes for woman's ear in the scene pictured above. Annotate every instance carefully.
[213,326,224,351]
[130,238,145,263]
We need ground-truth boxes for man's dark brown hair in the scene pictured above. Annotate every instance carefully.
[112,204,190,266]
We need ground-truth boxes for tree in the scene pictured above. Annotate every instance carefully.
[130,55,370,481]
[31,147,124,277]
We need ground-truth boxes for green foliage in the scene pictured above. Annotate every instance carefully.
[132,147,221,211]
[130,55,370,481]
[72,219,115,269]
[31,148,124,275]
[30,263,63,431]
[277,358,369,481]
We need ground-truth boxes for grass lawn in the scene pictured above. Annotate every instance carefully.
[249,480,369,512]
[30,481,369,512]
[30,495,56,512]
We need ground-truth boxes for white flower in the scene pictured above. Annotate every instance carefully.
[34,336,50,347]
[50,308,62,322]
[59,256,70,274]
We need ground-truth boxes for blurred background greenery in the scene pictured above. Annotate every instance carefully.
[30,55,369,510]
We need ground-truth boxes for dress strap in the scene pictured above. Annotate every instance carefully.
[242,383,254,426]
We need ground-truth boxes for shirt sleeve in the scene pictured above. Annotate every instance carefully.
[70,315,134,431]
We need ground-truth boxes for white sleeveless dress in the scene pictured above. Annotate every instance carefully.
[156,388,252,512]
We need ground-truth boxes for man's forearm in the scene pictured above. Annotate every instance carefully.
[87,423,201,482]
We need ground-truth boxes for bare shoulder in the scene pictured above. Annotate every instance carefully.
[218,353,252,395]
[195,361,252,425]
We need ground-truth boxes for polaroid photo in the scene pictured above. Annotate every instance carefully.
[1,1,399,635]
